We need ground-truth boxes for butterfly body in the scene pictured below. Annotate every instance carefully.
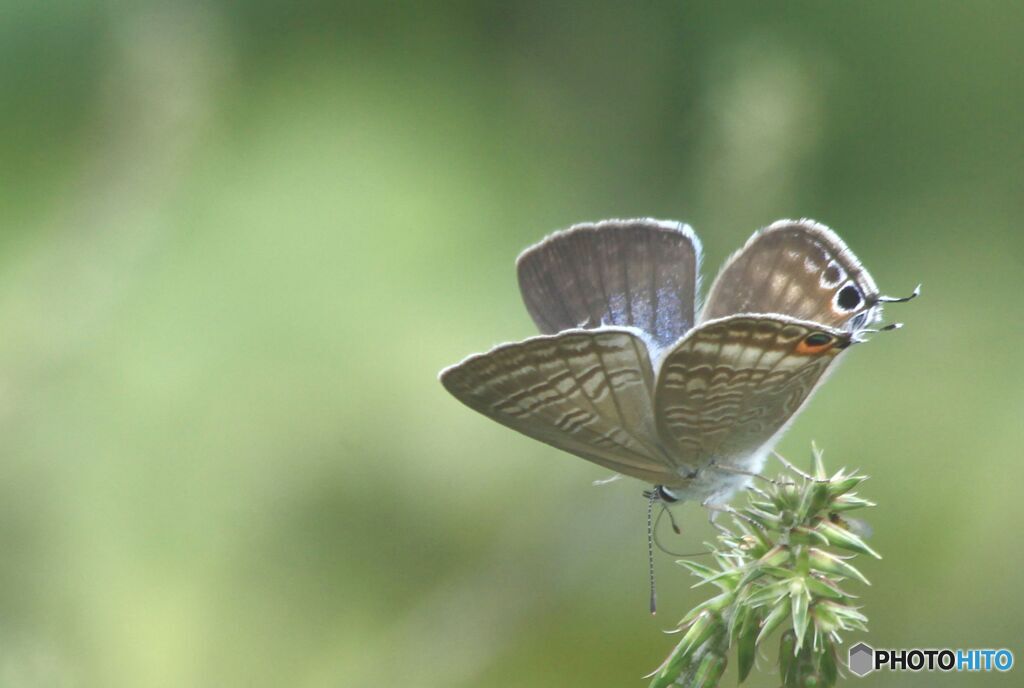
[657,450,764,504]
[441,218,905,507]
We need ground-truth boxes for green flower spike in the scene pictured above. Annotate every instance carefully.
[648,448,877,687]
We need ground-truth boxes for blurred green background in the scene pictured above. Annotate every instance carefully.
[0,2,1021,687]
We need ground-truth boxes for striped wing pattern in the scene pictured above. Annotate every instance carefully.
[442,218,882,495]
[655,315,850,470]
[516,219,701,349]
[440,328,679,484]
[701,219,881,331]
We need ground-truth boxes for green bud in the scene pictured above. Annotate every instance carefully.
[759,544,793,568]
[649,614,725,688]
[800,481,832,521]
[829,493,876,512]
[738,533,770,559]
[756,597,790,645]
[812,445,827,480]
[677,559,717,580]
[646,667,677,688]
[648,638,693,687]
[790,579,810,651]
[735,545,791,590]
[804,573,851,600]
[678,556,742,593]
[803,577,841,601]
[675,611,719,662]
[790,525,830,547]
[826,471,865,497]
[746,579,791,609]
[774,482,802,511]
[808,548,871,585]
[831,604,868,625]
[727,596,749,640]
[690,651,728,688]
[736,610,757,682]
[744,506,782,529]
[736,517,773,550]
[811,601,841,633]
[815,519,881,559]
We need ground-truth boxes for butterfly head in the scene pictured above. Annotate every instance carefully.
[652,484,681,504]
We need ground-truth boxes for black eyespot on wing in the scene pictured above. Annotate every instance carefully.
[837,284,862,311]
[822,263,843,286]
[804,333,832,347]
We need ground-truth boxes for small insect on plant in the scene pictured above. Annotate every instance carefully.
[440,218,915,681]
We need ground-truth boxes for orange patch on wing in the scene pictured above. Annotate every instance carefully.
[794,339,836,356]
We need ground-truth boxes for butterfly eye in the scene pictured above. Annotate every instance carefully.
[836,284,863,311]
[804,333,833,347]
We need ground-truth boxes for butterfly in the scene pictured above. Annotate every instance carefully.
[440,218,915,508]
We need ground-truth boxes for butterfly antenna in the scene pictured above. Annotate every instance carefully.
[647,490,657,615]
[877,283,921,303]
[852,321,903,344]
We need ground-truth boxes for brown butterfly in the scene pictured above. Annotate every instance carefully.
[441,218,914,506]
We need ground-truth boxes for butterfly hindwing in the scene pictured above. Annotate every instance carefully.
[516,219,702,349]
[440,328,679,484]
[442,218,899,496]
[701,220,880,331]
[654,314,851,471]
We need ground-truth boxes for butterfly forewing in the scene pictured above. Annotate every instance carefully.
[517,219,702,349]
[701,220,880,331]
[440,328,679,484]
[654,315,851,471]
[442,218,896,498]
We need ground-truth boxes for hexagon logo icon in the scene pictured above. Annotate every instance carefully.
[848,642,875,677]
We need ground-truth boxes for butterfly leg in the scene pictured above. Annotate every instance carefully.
[771,450,827,483]
[707,462,776,486]
[745,484,773,501]
[701,500,760,534]
[703,504,732,536]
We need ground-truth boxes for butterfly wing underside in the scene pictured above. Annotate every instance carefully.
[440,329,679,484]
[517,219,702,349]
[654,315,851,472]
[701,220,880,331]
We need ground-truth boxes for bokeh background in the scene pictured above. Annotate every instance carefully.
[0,2,1021,687]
